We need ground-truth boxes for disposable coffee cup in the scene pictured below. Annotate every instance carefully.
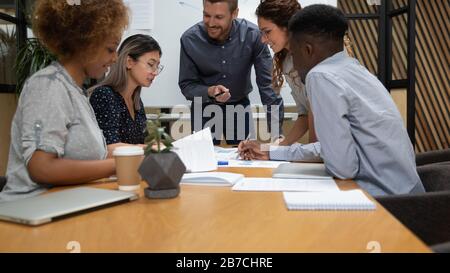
[113,146,145,191]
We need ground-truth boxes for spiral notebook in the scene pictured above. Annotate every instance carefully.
[283,190,376,211]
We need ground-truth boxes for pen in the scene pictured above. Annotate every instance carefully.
[214,92,229,98]
[214,91,225,98]
[217,161,229,166]
[242,135,253,160]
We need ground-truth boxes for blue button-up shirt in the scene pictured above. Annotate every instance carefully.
[303,52,424,196]
[179,19,284,131]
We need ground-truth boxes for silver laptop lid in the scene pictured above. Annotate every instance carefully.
[0,187,138,226]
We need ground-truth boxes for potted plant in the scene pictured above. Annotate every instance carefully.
[139,117,186,199]
[0,28,17,86]
[11,0,56,95]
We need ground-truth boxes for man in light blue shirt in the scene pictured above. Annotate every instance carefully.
[239,5,425,196]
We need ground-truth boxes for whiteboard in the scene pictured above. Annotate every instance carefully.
[123,0,336,108]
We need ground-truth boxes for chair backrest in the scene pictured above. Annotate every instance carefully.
[416,149,450,166]
[376,149,450,247]
[432,241,450,253]
[0,176,6,192]
[376,191,450,246]
[417,162,450,192]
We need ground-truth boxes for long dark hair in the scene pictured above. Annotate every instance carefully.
[89,34,162,110]
[256,0,302,92]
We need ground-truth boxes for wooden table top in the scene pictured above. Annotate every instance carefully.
[0,168,430,253]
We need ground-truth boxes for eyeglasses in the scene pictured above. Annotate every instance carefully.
[260,29,272,39]
[138,60,164,74]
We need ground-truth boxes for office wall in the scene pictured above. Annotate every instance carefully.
[127,0,337,108]
[391,89,407,126]
[414,0,449,152]
[0,93,17,176]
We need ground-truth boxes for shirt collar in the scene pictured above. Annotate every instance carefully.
[54,61,88,96]
[317,51,347,66]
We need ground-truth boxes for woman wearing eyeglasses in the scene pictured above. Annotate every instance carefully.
[89,34,163,148]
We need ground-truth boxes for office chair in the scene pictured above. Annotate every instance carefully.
[376,149,450,249]
[416,148,450,167]
[0,176,6,192]
[432,241,450,253]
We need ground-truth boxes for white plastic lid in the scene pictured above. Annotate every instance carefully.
[118,185,141,191]
[113,146,144,157]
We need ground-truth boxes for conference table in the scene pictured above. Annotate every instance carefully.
[0,167,430,253]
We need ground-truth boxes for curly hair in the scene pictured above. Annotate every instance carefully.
[32,0,129,60]
[256,0,301,92]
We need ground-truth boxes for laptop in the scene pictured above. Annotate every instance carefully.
[0,187,138,226]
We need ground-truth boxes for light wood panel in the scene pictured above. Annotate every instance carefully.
[414,0,449,151]
[338,0,449,152]
[0,93,17,176]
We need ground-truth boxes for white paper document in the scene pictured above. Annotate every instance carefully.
[172,128,217,173]
[214,147,288,168]
[219,160,288,169]
[283,190,376,211]
[232,178,339,192]
[273,163,332,179]
[214,147,239,160]
[124,0,154,29]
[181,172,244,186]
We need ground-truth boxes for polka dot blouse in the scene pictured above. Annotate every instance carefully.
[90,86,147,145]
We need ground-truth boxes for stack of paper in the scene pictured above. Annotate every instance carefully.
[273,163,332,179]
[218,159,287,169]
[214,147,239,161]
[181,172,244,186]
[283,190,376,211]
[214,147,287,168]
[232,178,339,192]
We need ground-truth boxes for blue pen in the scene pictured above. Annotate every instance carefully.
[217,161,229,166]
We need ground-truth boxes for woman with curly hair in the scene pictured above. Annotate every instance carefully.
[258,0,355,146]
[256,0,313,147]
[238,0,354,161]
[0,0,129,201]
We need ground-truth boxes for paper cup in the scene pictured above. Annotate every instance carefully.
[113,146,144,191]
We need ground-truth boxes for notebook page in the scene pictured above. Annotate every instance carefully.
[283,190,376,211]
[232,178,339,192]
[173,128,217,173]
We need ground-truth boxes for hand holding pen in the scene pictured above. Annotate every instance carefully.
[238,135,271,161]
[239,142,270,161]
[208,85,231,103]
[236,136,253,160]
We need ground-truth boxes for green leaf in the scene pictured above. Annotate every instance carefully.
[14,38,56,94]
[142,115,174,154]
